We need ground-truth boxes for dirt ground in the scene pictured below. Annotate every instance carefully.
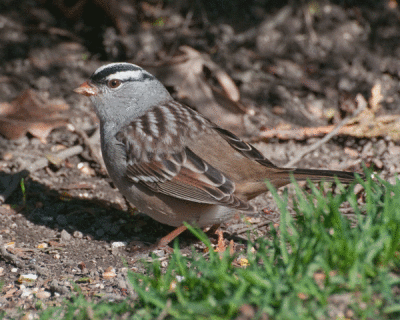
[1,0,400,317]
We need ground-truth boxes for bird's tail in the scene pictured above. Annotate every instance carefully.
[291,168,360,184]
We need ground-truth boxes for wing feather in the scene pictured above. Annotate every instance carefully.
[115,101,255,212]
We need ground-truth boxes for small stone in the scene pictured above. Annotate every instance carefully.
[77,162,95,176]
[36,290,51,299]
[60,229,71,242]
[2,152,13,161]
[73,231,83,239]
[373,158,383,169]
[36,76,51,90]
[346,309,354,318]
[161,260,168,268]
[18,274,37,284]
[111,241,126,249]
[118,279,127,289]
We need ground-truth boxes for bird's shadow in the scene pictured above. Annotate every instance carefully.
[1,171,178,246]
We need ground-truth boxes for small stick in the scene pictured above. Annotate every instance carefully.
[27,145,84,173]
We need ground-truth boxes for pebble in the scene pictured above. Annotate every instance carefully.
[36,290,51,299]
[36,76,51,90]
[111,241,127,249]
[60,229,71,242]
[20,285,34,298]
[2,152,13,161]
[18,274,37,284]
[117,279,127,289]
[73,231,83,238]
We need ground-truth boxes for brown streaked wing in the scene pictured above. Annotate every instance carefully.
[213,126,279,169]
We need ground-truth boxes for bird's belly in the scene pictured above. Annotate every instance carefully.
[120,182,236,227]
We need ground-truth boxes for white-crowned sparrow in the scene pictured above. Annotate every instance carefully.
[74,62,359,247]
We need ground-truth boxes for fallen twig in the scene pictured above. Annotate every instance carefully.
[27,145,84,173]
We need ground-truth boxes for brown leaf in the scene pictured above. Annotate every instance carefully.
[0,90,69,143]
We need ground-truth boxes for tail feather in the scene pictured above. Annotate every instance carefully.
[291,168,360,184]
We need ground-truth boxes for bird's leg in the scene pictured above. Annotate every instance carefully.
[157,223,222,249]
[129,225,188,255]
[130,224,222,255]
[154,224,188,250]
[203,223,221,235]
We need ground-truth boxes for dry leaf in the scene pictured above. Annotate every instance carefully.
[103,267,117,279]
[0,90,69,143]
[214,229,226,254]
[238,258,250,267]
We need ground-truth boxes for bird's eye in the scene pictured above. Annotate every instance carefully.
[107,79,121,89]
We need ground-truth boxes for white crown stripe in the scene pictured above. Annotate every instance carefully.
[93,62,140,76]
[106,70,144,82]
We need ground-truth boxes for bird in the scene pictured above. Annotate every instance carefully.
[74,62,359,249]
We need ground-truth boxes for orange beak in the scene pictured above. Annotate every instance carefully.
[74,81,99,96]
